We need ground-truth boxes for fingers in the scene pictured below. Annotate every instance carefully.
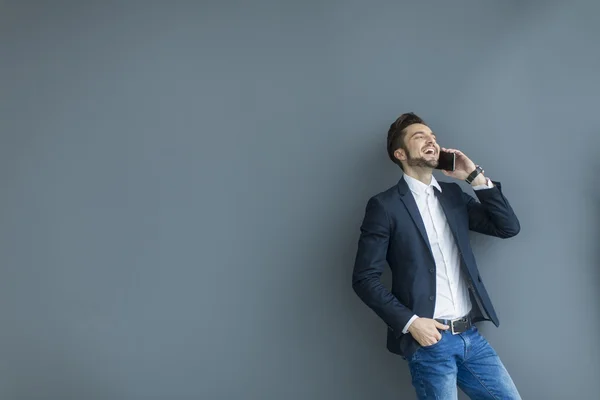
[441,148,464,156]
[419,335,435,346]
[434,320,450,330]
[413,319,449,347]
[422,332,442,346]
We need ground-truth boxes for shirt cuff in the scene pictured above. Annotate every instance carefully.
[402,315,419,334]
[472,177,494,191]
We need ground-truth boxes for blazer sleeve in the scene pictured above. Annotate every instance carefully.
[461,181,521,238]
[352,196,414,337]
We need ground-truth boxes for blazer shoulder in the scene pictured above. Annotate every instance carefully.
[367,184,399,205]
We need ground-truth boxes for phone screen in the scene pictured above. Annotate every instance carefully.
[435,151,455,171]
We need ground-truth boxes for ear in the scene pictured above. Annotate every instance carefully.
[394,148,406,162]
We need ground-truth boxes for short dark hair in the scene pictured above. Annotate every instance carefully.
[386,112,426,169]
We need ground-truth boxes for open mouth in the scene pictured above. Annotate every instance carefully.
[423,147,436,155]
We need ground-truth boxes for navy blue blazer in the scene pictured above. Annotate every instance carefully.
[352,176,520,358]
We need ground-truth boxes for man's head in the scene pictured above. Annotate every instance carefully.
[387,112,440,171]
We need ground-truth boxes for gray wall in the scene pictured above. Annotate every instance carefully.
[1,1,599,399]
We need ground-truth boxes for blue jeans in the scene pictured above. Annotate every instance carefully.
[407,325,521,399]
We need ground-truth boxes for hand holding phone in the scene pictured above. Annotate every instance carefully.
[435,150,455,171]
[437,148,482,182]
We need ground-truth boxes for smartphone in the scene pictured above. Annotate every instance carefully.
[435,151,455,171]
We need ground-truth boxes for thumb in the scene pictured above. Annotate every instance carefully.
[435,320,450,330]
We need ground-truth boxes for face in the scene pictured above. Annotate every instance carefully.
[394,123,440,169]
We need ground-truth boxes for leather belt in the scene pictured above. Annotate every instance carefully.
[435,315,472,335]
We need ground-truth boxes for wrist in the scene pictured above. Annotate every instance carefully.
[465,165,484,185]
[470,174,487,187]
[407,316,420,333]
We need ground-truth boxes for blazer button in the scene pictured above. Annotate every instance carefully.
[429,296,434,301]
[429,268,434,273]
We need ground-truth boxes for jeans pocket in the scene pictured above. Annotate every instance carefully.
[408,331,445,363]
[420,330,444,350]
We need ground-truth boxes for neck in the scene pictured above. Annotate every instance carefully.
[403,167,433,185]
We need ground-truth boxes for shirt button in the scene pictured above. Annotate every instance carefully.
[429,296,434,301]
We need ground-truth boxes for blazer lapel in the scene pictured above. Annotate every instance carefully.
[397,177,432,255]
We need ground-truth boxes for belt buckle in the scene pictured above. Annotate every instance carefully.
[450,318,465,335]
[450,319,458,335]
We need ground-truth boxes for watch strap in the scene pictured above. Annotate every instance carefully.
[465,165,484,184]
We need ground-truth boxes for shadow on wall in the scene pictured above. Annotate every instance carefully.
[332,126,414,396]
[582,159,600,325]
[593,169,600,318]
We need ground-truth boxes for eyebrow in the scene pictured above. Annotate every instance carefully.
[410,130,436,138]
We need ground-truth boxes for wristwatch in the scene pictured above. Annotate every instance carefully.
[465,165,484,184]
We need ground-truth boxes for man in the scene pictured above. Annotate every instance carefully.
[352,112,522,399]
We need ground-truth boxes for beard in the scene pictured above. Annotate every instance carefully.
[405,148,438,169]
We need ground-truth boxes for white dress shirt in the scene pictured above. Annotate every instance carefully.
[402,174,493,333]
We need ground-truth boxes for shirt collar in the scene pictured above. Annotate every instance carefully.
[403,173,442,196]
